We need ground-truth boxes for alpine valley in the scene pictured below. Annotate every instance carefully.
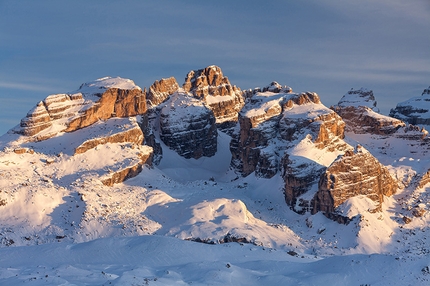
[0,66,429,285]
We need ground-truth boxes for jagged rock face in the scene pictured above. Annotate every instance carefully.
[334,106,405,135]
[334,88,405,135]
[159,91,217,159]
[281,154,326,208]
[19,101,54,136]
[231,87,347,181]
[15,77,146,141]
[230,84,292,177]
[279,93,345,150]
[74,121,144,155]
[183,65,237,98]
[280,96,348,209]
[313,146,397,214]
[337,88,378,111]
[66,80,146,132]
[18,93,85,138]
[143,77,180,164]
[183,65,244,127]
[146,77,179,107]
[100,145,153,186]
[390,86,430,125]
[231,87,350,212]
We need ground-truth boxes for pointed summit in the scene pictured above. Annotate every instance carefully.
[183,65,238,98]
[182,65,244,129]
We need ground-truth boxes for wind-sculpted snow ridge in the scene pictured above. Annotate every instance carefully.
[1,68,430,285]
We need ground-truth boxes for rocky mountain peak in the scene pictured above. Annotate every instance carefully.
[14,77,146,141]
[313,145,397,215]
[183,65,236,98]
[231,85,346,184]
[77,76,141,95]
[389,85,430,125]
[261,81,293,93]
[333,88,404,135]
[243,82,293,99]
[337,88,378,111]
[146,77,179,107]
[182,65,244,128]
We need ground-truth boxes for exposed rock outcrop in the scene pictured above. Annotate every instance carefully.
[230,84,348,191]
[230,85,289,177]
[74,119,144,155]
[18,94,84,137]
[15,77,146,141]
[415,169,430,189]
[67,78,146,132]
[183,65,244,128]
[279,92,345,149]
[159,91,217,159]
[141,77,181,164]
[333,88,405,135]
[146,77,179,107]
[100,145,153,186]
[390,86,430,125]
[18,101,52,136]
[337,88,379,111]
[280,93,348,209]
[312,145,397,214]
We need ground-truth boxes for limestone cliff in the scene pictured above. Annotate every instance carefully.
[74,118,144,155]
[313,145,397,214]
[15,77,146,141]
[100,145,153,186]
[146,77,179,107]
[159,91,217,159]
[183,65,244,128]
[334,88,405,135]
[230,84,348,192]
[230,83,293,178]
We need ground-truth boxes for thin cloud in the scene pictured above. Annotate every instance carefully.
[0,81,58,92]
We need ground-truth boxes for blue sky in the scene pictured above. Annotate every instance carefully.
[1,0,429,135]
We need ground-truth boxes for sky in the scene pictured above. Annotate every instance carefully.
[1,0,429,135]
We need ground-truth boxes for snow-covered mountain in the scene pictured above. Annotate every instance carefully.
[390,86,430,125]
[0,67,429,285]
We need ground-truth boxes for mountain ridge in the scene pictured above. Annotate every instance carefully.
[0,66,429,278]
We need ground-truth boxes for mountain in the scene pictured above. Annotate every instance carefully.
[390,86,430,125]
[0,67,429,284]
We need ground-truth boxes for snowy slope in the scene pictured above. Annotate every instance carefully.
[0,235,429,285]
[1,120,430,284]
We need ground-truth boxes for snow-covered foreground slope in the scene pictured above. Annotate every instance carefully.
[0,235,429,285]
[1,124,430,285]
